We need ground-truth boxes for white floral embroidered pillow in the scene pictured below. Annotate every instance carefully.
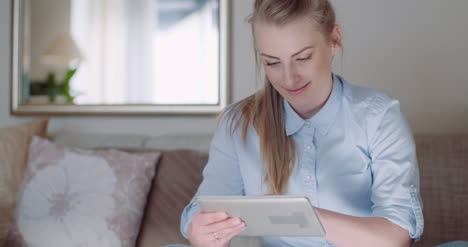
[6,136,161,247]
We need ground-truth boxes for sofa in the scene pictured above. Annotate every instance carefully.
[0,119,467,247]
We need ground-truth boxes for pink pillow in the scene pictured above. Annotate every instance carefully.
[6,136,160,247]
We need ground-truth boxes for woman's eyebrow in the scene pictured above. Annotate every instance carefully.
[260,45,315,59]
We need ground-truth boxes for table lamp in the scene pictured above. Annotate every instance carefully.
[41,32,83,103]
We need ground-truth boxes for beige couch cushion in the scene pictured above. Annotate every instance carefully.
[143,134,212,152]
[0,119,48,244]
[413,134,468,247]
[52,131,147,149]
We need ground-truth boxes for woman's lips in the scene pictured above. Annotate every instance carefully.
[286,82,311,94]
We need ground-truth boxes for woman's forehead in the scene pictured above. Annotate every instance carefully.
[253,17,324,55]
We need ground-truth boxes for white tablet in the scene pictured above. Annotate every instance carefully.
[197,195,325,237]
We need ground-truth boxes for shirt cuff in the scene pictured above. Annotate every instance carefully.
[180,199,201,239]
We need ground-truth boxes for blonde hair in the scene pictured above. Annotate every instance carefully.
[222,0,338,194]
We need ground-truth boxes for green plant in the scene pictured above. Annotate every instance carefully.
[46,68,78,103]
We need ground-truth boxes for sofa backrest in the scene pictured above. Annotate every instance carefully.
[52,131,213,152]
[413,134,468,246]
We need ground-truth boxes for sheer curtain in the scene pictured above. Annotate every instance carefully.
[153,1,219,104]
[70,0,156,104]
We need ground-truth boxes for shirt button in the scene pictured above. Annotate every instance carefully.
[306,175,312,180]
[306,145,312,150]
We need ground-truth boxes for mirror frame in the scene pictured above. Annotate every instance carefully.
[10,0,231,116]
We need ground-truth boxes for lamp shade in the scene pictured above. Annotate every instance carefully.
[41,32,83,66]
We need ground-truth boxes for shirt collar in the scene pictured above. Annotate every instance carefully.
[284,73,343,136]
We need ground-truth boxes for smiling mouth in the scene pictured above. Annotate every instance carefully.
[286,82,311,93]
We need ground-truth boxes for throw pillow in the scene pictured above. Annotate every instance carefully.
[0,119,48,244]
[136,149,208,247]
[5,136,161,247]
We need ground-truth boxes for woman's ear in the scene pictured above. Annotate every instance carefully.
[331,24,342,55]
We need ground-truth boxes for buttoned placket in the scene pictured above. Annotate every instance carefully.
[300,122,319,206]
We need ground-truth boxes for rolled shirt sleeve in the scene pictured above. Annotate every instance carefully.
[180,115,245,238]
[367,95,424,240]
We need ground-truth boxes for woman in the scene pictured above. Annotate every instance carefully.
[180,1,423,246]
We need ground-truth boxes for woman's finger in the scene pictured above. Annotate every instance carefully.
[202,217,243,234]
[215,223,247,246]
[193,211,229,226]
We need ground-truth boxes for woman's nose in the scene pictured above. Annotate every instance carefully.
[283,65,301,88]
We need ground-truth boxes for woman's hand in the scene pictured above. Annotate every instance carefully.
[188,211,247,247]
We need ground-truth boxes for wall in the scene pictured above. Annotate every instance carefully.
[332,0,468,133]
[1,0,467,135]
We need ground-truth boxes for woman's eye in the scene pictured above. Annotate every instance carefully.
[297,56,311,61]
[266,61,279,66]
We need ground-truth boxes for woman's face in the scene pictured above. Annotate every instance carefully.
[254,16,340,118]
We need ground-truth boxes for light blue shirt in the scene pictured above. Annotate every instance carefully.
[180,74,424,247]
